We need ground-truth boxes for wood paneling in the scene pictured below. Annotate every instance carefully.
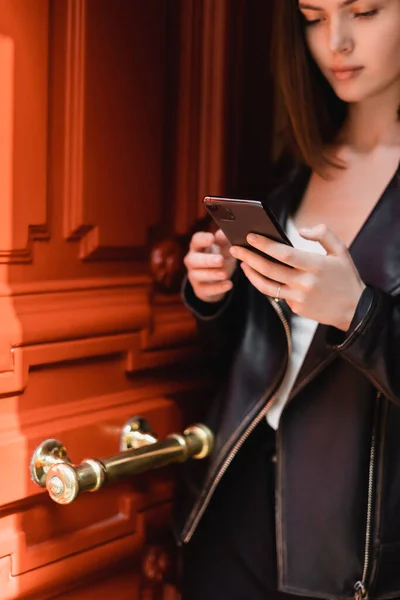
[0,34,14,257]
[0,1,192,597]
[0,0,49,264]
[65,0,167,261]
[0,0,274,597]
[170,0,233,234]
[62,0,86,243]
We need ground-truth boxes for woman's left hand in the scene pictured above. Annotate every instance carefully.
[230,224,366,332]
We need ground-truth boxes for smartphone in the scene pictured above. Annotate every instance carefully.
[203,196,292,259]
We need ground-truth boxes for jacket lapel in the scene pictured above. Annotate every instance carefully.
[267,163,400,401]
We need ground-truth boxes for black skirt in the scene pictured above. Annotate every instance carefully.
[181,418,309,599]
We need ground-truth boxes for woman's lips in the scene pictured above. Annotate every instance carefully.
[331,66,364,80]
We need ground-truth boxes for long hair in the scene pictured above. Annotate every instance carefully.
[272,0,347,173]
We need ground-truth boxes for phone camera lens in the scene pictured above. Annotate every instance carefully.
[207,203,218,212]
[225,208,235,221]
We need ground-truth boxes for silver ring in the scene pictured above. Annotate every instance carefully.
[275,285,282,302]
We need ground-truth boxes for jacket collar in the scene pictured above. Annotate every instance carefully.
[267,161,400,401]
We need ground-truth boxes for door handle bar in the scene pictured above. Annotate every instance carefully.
[30,418,213,505]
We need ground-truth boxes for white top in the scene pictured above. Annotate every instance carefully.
[266,218,326,430]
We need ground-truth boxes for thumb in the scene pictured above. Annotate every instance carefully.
[298,224,346,257]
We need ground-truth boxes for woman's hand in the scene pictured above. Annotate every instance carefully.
[230,224,366,331]
[184,229,237,303]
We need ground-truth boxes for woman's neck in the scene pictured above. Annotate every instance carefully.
[340,83,400,154]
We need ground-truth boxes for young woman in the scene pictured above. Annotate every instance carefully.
[177,1,400,599]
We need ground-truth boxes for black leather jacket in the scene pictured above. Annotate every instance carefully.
[176,163,400,600]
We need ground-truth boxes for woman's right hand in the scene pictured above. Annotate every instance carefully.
[184,229,237,303]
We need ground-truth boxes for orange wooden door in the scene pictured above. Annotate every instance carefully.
[0,1,190,597]
[0,0,274,598]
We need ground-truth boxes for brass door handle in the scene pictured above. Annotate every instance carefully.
[30,418,213,505]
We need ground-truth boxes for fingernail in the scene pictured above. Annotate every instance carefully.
[230,247,238,256]
[247,234,257,243]
[211,255,222,264]
[299,227,312,234]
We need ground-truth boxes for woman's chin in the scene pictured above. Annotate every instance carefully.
[330,84,367,104]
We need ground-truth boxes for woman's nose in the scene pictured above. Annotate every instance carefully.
[329,22,354,55]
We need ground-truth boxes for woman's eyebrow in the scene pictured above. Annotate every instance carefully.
[299,0,359,9]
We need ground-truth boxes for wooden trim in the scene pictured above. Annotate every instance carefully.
[63,0,87,242]
[4,378,203,436]
[0,8,50,265]
[0,41,21,370]
[0,35,14,253]
[0,277,197,395]
[0,532,143,597]
[172,0,231,234]
[196,0,229,219]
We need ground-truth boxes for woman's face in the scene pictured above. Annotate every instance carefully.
[298,0,400,104]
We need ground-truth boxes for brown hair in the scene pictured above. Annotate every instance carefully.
[272,0,347,173]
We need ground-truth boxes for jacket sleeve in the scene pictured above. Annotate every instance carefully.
[326,285,400,404]
[181,266,249,377]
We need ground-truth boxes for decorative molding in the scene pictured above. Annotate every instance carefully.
[172,0,231,235]
[0,35,14,255]
[77,227,150,262]
[0,10,50,265]
[0,521,144,598]
[0,374,204,436]
[62,0,134,262]
[196,0,230,218]
[62,0,165,262]
[13,277,151,346]
[0,227,51,264]
[13,493,143,575]
[63,0,88,243]
[0,277,198,395]
[0,37,22,365]
[143,293,197,351]
[6,275,150,296]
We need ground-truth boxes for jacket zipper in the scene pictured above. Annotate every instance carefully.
[354,390,382,600]
[182,298,292,543]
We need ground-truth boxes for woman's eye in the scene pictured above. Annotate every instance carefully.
[353,9,379,19]
[304,18,323,27]
[303,9,379,26]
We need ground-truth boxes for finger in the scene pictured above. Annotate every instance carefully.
[298,224,346,256]
[241,263,296,302]
[245,234,322,272]
[190,231,215,252]
[214,229,234,259]
[189,268,229,283]
[214,228,231,248]
[230,245,294,285]
[185,251,224,270]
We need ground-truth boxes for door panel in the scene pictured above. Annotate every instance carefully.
[0,0,48,265]
[0,0,275,598]
[0,1,191,598]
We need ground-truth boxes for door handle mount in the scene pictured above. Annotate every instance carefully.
[120,417,158,451]
[30,418,213,505]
